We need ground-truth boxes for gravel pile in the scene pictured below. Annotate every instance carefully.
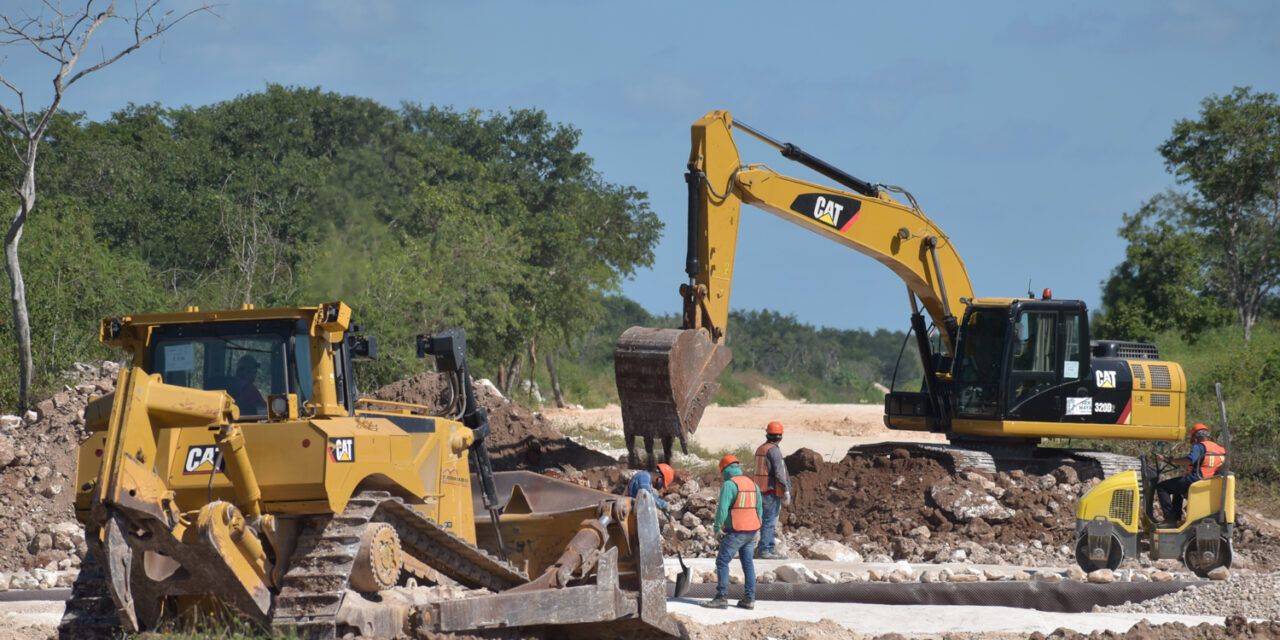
[1101,571,1280,620]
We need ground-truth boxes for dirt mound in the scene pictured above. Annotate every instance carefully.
[782,448,1076,562]
[0,362,111,572]
[367,373,617,472]
[1031,617,1280,640]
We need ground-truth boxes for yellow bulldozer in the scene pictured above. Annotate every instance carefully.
[59,302,680,639]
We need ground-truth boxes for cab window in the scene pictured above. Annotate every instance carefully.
[1008,310,1058,407]
[954,308,1006,417]
[148,321,295,417]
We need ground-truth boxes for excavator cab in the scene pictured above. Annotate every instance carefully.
[952,299,1090,422]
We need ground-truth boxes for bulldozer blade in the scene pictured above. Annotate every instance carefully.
[102,513,139,633]
[615,327,731,443]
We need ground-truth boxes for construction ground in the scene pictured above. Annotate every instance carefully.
[0,363,1278,639]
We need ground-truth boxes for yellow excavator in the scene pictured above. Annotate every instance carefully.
[61,302,680,639]
[615,110,1187,474]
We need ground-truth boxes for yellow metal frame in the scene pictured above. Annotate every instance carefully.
[688,110,974,352]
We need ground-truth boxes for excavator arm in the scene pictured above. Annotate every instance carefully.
[684,110,974,349]
[616,110,973,467]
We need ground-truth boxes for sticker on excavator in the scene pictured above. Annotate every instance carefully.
[328,437,355,462]
[790,192,861,231]
[183,445,225,475]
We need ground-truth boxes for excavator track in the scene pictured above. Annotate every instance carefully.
[272,491,529,640]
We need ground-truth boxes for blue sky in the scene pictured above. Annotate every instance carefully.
[2,1,1277,332]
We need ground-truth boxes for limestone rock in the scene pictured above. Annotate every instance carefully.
[1087,569,1116,584]
[801,540,862,563]
[931,484,1016,523]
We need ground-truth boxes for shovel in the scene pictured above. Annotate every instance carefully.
[663,510,691,597]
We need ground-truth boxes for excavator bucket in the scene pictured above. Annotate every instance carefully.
[615,327,731,466]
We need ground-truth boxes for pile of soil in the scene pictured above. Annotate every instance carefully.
[0,362,110,573]
[782,448,1076,561]
[367,373,616,472]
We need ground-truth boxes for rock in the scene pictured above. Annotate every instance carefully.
[774,563,815,584]
[1034,570,1063,582]
[680,512,701,528]
[1012,571,1032,581]
[1087,569,1116,583]
[1066,565,1086,580]
[1051,465,1079,486]
[1207,566,1231,580]
[815,569,840,584]
[757,570,776,584]
[0,572,8,591]
[801,540,862,563]
[785,448,824,475]
[0,434,14,468]
[983,569,1005,581]
[909,525,931,541]
[948,572,980,582]
[1150,570,1174,582]
[929,485,1014,523]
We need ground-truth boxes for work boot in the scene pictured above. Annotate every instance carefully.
[736,598,755,610]
[757,550,786,560]
[702,595,729,609]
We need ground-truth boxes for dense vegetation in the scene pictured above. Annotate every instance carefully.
[2,83,1278,495]
[0,85,910,412]
[1091,87,1280,493]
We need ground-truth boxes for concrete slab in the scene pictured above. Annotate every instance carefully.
[667,598,1225,638]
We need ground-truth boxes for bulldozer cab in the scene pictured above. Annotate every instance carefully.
[953,299,1090,422]
[148,319,310,419]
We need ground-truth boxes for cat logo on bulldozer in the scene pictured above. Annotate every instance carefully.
[183,445,225,475]
[328,437,355,463]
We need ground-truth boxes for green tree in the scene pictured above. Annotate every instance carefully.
[1157,86,1280,342]
[0,0,210,410]
[1097,191,1231,342]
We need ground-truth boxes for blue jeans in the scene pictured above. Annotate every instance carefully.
[757,494,781,554]
[715,530,757,600]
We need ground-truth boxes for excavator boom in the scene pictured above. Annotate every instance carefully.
[616,110,1186,472]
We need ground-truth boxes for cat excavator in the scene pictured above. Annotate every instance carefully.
[61,302,680,639]
[615,110,1186,475]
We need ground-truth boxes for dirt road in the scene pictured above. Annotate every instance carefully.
[544,389,945,461]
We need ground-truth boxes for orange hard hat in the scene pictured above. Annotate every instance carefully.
[1190,423,1209,439]
[655,463,674,489]
[766,421,784,435]
[719,454,740,473]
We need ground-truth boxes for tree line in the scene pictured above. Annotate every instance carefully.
[0,85,660,407]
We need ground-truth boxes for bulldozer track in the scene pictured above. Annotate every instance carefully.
[272,491,529,640]
[56,549,122,640]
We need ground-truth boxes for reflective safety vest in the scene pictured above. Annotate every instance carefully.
[754,442,777,494]
[1197,440,1226,479]
[728,475,762,532]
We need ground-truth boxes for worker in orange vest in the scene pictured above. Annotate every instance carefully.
[1155,423,1226,525]
[702,455,762,610]
[753,421,791,559]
